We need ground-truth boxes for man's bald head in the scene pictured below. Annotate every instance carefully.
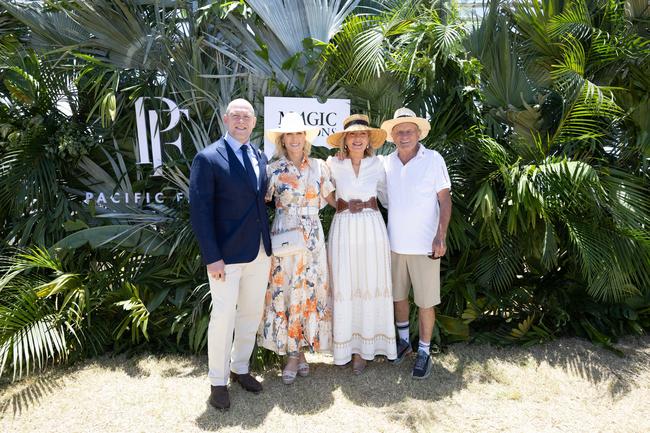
[223,98,257,143]
[226,99,255,116]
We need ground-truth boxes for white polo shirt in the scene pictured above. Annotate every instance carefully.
[382,145,451,255]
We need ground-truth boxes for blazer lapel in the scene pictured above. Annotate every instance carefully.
[214,139,229,164]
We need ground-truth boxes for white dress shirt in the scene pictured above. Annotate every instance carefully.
[224,132,260,188]
[382,145,451,254]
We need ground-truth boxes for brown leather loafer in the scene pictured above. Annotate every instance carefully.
[230,372,263,394]
[209,385,230,410]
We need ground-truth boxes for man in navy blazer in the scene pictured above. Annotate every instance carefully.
[189,98,272,410]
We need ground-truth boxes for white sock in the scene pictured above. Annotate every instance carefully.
[418,340,430,354]
[396,321,410,343]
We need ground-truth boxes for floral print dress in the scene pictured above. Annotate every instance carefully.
[257,156,334,355]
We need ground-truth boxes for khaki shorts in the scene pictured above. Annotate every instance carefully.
[391,252,441,308]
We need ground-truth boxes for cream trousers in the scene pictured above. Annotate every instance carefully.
[207,242,271,386]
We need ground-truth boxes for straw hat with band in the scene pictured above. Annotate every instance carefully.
[265,112,320,145]
[326,114,387,149]
[380,107,431,142]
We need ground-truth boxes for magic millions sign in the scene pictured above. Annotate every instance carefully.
[263,96,350,158]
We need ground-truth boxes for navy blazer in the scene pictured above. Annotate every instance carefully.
[189,137,272,265]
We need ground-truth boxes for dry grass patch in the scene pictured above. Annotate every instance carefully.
[1,336,649,433]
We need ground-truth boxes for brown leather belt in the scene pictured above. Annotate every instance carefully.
[336,197,378,213]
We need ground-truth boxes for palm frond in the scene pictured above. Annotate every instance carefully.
[540,218,559,269]
[471,180,503,246]
[114,283,150,343]
[246,0,360,52]
[0,1,90,52]
[565,220,639,301]
[537,159,601,203]
[467,3,537,109]
[54,224,170,255]
[0,307,68,380]
[344,73,403,123]
[332,0,421,84]
[2,0,172,70]
[551,82,623,145]
[353,18,392,79]
[601,168,650,230]
[511,0,562,62]
[548,0,593,40]
[0,248,70,379]
[221,0,360,94]
[323,14,366,82]
[475,237,522,292]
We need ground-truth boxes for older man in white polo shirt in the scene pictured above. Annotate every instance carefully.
[380,108,452,379]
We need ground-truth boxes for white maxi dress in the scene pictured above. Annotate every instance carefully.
[327,155,397,364]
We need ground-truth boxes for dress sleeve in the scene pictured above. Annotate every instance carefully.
[376,157,388,207]
[319,158,335,203]
[265,163,276,203]
[325,156,336,186]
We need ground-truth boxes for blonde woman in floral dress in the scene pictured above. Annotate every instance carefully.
[258,112,336,384]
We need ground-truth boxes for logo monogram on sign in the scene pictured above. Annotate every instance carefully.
[135,97,189,176]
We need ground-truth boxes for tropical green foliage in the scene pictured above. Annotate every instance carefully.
[0,0,648,379]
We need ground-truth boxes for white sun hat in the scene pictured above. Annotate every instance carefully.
[265,112,321,145]
[326,114,387,149]
[380,107,431,142]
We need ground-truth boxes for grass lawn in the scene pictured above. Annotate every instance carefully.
[2,336,649,433]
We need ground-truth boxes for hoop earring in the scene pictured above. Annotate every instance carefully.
[344,144,348,150]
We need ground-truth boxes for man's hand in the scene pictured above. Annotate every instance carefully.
[430,236,447,259]
[207,260,226,281]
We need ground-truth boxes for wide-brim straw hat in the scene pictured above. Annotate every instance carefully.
[265,112,320,144]
[380,107,431,142]
[326,114,387,148]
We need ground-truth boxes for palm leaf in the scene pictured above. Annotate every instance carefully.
[547,0,593,40]
[0,248,69,379]
[475,237,522,292]
[222,0,360,94]
[565,220,636,301]
[53,225,171,257]
[246,0,360,53]
[467,2,537,109]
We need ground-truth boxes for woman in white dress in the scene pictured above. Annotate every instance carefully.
[326,114,397,374]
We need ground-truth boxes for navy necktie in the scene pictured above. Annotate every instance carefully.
[240,144,258,190]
